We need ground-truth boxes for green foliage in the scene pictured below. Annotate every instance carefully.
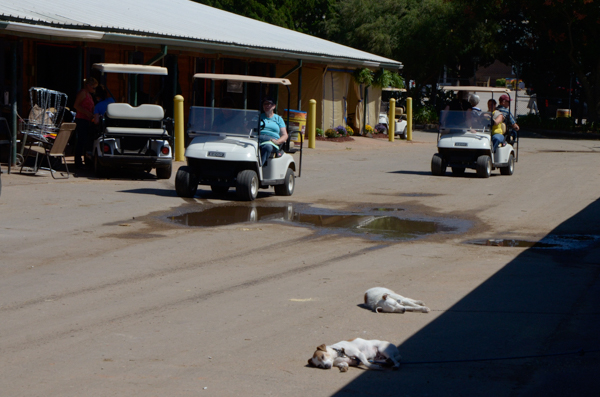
[373,70,405,89]
[346,125,354,136]
[413,106,439,125]
[496,78,506,87]
[316,127,324,137]
[193,0,336,36]
[352,68,374,86]
[324,128,340,138]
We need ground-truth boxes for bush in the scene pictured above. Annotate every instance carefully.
[374,123,387,133]
[324,128,339,138]
[334,125,348,137]
[496,78,506,87]
[413,106,439,124]
[346,126,354,136]
[365,124,374,134]
[316,127,324,137]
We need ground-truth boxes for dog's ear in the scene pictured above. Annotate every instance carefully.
[376,307,383,313]
[307,358,315,366]
[382,293,389,300]
[316,344,327,352]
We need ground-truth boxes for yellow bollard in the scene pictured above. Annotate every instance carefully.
[406,97,413,141]
[307,99,316,149]
[388,98,396,142]
[174,95,185,161]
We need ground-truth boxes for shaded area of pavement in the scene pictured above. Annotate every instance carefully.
[333,199,600,396]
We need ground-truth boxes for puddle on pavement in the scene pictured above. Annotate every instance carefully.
[468,235,600,250]
[168,203,465,241]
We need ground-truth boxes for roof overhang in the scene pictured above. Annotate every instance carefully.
[1,21,401,70]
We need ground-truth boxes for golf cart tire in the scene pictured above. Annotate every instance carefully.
[211,185,230,195]
[476,155,492,178]
[94,152,107,178]
[274,167,295,196]
[236,169,258,201]
[451,167,465,176]
[431,154,447,176]
[500,154,515,175]
[175,166,199,198]
[156,164,172,180]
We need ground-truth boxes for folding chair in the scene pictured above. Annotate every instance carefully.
[19,122,76,179]
[0,117,13,174]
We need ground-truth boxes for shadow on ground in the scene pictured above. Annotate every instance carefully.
[332,199,600,396]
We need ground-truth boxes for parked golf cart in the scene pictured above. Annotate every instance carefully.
[431,86,519,178]
[86,63,174,179]
[379,87,407,139]
[175,74,302,201]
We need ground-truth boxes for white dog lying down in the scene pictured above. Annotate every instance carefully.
[365,287,430,313]
[308,338,401,372]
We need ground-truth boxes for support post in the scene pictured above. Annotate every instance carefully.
[307,99,316,149]
[407,97,413,141]
[174,95,185,161]
[388,98,396,142]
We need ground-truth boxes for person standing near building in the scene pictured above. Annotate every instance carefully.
[73,77,98,168]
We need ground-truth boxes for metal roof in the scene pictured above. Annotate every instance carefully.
[0,0,402,69]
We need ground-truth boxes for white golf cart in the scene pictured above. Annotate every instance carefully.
[431,86,519,178]
[379,87,407,139]
[86,63,174,179]
[175,74,302,201]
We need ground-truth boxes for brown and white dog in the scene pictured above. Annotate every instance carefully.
[307,338,401,372]
[365,287,430,313]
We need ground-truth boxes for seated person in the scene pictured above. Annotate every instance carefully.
[93,85,115,125]
[259,96,288,166]
[491,108,506,152]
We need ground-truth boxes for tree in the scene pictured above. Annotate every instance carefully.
[453,0,600,122]
[193,0,336,36]
[323,1,497,106]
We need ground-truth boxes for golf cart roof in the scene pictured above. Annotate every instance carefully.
[440,85,510,94]
[382,87,407,92]
[193,73,291,86]
[92,63,169,75]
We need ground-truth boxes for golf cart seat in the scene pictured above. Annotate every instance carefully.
[104,103,166,136]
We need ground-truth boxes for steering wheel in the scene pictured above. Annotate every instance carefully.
[259,119,266,131]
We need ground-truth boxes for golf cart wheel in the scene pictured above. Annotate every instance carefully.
[211,185,230,195]
[274,167,295,196]
[14,153,24,167]
[431,154,447,176]
[175,166,199,198]
[500,154,515,175]
[451,167,465,176]
[94,152,107,178]
[236,169,258,201]
[476,155,492,178]
[156,164,172,179]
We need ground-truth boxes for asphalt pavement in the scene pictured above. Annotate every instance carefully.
[1,130,599,396]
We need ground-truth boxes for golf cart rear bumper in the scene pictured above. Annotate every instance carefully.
[97,155,172,168]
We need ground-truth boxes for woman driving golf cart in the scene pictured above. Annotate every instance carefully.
[259,96,288,166]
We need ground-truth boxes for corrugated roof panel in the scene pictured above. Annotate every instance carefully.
[0,0,401,67]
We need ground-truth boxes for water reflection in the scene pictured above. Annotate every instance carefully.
[169,204,460,241]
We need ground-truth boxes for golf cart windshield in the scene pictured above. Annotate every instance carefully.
[440,110,490,132]
[188,106,260,137]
